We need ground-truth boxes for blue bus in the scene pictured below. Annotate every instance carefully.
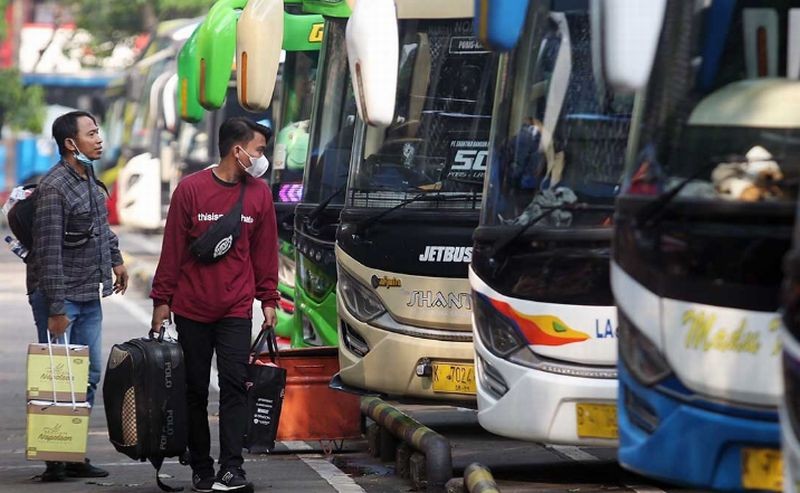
[607,0,797,490]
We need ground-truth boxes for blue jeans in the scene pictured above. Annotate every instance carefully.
[29,289,103,406]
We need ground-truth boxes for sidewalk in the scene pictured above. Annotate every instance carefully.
[0,242,361,493]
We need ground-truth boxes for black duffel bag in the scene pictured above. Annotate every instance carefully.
[103,324,188,492]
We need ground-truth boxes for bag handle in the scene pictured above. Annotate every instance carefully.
[249,326,279,364]
[149,323,167,343]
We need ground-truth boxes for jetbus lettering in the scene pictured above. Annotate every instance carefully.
[407,291,472,310]
[418,246,472,263]
[595,319,617,338]
[682,309,761,354]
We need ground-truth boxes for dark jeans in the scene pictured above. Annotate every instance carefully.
[175,315,251,474]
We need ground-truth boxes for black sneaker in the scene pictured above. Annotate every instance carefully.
[212,467,253,491]
[64,458,109,478]
[40,461,66,482]
[192,471,216,492]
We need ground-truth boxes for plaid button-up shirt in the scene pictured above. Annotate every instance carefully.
[27,160,123,316]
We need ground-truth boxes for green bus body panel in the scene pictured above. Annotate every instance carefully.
[291,286,339,347]
[274,277,296,340]
[282,11,351,348]
[302,0,352,18]
[197,0,247,110]
[283,11,325,51]
[177,28,204,123]
[275,306,295,339]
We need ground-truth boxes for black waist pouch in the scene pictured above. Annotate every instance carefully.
[189,181,246,263]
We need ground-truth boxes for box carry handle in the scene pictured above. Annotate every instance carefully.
[46,329,78,409]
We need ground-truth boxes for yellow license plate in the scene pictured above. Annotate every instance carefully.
[432,362,476,395]
[742,448,783,492]
[576,403,618,439]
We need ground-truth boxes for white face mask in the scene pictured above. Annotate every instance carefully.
[236,146,270,178]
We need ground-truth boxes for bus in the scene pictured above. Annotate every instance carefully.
[288,0,354,347]
[469,0,630,442]
[783,201,800,492]
[334,0,498,401]
[241,0,325,342]
[606,1,797,490]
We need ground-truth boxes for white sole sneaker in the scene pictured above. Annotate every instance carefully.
[211,481,252,492]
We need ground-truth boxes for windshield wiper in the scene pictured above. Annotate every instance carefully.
[306,185,346,225]
[635,161,719,228]
[354,192,477,235]
[490,202,614,257]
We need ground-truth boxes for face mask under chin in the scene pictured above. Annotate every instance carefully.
[68,139,94,167]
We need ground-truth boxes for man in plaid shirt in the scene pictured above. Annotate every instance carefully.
[27,111,129,482]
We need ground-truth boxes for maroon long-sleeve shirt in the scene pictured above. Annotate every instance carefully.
[150,169,280,323]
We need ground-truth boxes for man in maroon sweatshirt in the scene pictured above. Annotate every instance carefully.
[150,117,279,492]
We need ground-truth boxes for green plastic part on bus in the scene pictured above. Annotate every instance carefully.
[302,0,352,18]
[289,284,339,348]
[177,27,204,123]
[283,11,325,51]
[197,0,247,110]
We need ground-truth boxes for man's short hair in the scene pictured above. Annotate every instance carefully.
[52,111,98,157]
[218,117,272,158]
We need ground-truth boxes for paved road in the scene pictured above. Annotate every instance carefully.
[0,230,347,493]
[0,228,690,493]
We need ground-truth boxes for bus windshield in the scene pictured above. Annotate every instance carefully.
[622,1,800,206]
[301,19,356,206]
[270,50,319,204]
[482,4,632,230]
[347,19,498,210]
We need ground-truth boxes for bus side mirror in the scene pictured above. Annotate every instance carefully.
[177,27,205,123]
[346,0,398,127]
[162,73,179,133]
[237,0,283,112]
[197,0,248,110]
[473,0,529,51]
[601,0,666,92]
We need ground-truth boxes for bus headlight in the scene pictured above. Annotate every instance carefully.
[473,293,526,357]
[618,311,671,385]
[338,268,386,322]
[298,254,334,300]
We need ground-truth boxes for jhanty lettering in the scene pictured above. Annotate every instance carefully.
[407,291,472,310]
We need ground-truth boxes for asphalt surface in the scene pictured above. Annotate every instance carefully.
[0,228,695,493]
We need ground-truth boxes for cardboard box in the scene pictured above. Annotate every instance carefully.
[27,344,89,402]
[26,401,90,462]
